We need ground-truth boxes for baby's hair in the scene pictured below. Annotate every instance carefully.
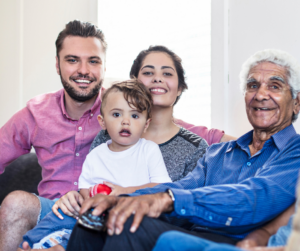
[100,79,152,119]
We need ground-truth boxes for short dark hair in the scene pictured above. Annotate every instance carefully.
[130,45,188,105]
[100,79,153,119]
[55,20,107,57]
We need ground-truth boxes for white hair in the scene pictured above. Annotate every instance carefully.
[239,49,300,99]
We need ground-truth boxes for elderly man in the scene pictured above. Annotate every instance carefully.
[66,49,300,251]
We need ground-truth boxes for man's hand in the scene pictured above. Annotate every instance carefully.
[236,228,271,248]
[52,191,84,219]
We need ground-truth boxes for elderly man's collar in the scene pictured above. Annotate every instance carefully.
[228,124,297,156]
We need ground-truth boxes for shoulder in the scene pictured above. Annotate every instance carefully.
[177,127,208,148]
[90,130,111,152]
[174,118,224,145]
[26,89,62,110]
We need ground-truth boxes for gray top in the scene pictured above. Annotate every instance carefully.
[90,128,208,182]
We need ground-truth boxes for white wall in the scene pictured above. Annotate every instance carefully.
[2,0,300,137]
[0,0,98,127]
[212,0,300,137]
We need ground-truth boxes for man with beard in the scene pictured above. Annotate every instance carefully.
[0,20,106,251]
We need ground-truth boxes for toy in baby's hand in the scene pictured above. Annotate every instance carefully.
[89,183,112,197]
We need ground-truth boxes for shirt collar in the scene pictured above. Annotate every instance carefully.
[60,87,103,119]
[233,124,296,152]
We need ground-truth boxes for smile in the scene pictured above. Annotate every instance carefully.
[253,107,274,111]
[74,79,92,84]
[149,88,167,94]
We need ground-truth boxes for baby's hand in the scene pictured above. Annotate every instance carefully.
[104,181,131,196]
[52,191,84,219]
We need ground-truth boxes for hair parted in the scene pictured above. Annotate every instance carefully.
[129,45,188,105]
[100,79,153,119]
[55,20,107,57]
[240,49,300,122]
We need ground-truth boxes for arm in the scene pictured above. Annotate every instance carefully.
[220,133,237,142]
[104,181,160,196]
[79,188,90,200]
[236,203,295,248]
[0,107,34,172]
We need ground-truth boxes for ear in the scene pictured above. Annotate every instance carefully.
[97,115,106,130]
[293,92,300,117]
[143,118,151,133]
[55,56,60,75]
[177,86,183,97]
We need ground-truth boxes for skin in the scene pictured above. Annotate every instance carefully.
[56,36,106,120]
[245,62,300,155]
[4,36,106,251]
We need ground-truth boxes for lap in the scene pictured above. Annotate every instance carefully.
[35,195,58,223]
[67,215,237,251]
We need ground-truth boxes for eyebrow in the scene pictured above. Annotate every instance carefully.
[246,78,257,84]
[141,65,175,71]
[270,76,285,83]
[64,55,102,62]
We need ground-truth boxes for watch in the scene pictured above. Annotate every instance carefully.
[166,189,175,202]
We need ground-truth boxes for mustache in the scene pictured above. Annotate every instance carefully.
[69,74,97,82]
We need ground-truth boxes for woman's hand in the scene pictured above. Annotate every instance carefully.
[104,181,134,196]
[52,191,84,219]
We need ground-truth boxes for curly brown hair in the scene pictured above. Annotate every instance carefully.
[100,79,153,119]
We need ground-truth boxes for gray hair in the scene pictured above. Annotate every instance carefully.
[239,49,300,122]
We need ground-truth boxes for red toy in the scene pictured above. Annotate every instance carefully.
[90,184,112,197]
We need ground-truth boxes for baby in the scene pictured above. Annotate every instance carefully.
[19,80,171,250]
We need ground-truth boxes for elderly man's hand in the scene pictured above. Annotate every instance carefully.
[80,193,174,236]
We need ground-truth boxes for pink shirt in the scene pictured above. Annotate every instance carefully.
[174,119,224,145]
[0,89,102,199]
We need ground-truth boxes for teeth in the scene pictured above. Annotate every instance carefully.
[255,108,270,111]
[150,88,166,93]
[75,79,91,83]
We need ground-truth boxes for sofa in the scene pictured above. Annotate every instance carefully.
[0,153,42,204]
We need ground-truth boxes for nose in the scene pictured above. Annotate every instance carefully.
[77,62,90,75]
[254,84,270,101]
[152,74,163,83]
[122,116,130,125]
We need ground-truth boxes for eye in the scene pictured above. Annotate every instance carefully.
[67,59,77,63]
[90,60,100,64]
[113,113,120,117]
[143,71,153,76]
[132,114,139,119]
[248,84,258,89]
[163,72,173,76]
[270,84,279,89]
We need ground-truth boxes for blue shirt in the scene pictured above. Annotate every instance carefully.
[131,124,300,239]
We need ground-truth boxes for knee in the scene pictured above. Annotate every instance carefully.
[154,231,182,250]
[0,191,39,217]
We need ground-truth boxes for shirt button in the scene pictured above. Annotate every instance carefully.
[90,113,93,117]
[74,182,78,185]
[76,153,80,157]
[78,127,82,130]
[247,162,251,166]
[209,215,213,221]
[181,209,186,215]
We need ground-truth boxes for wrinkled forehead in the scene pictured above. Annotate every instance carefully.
[247,62,289,83]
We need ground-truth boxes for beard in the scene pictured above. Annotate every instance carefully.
[60,73,103,102]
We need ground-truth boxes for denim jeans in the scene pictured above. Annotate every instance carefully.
[152,231,242,251]
[20,209,76,249]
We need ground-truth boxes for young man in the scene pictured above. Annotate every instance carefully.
[0,20,107,251]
